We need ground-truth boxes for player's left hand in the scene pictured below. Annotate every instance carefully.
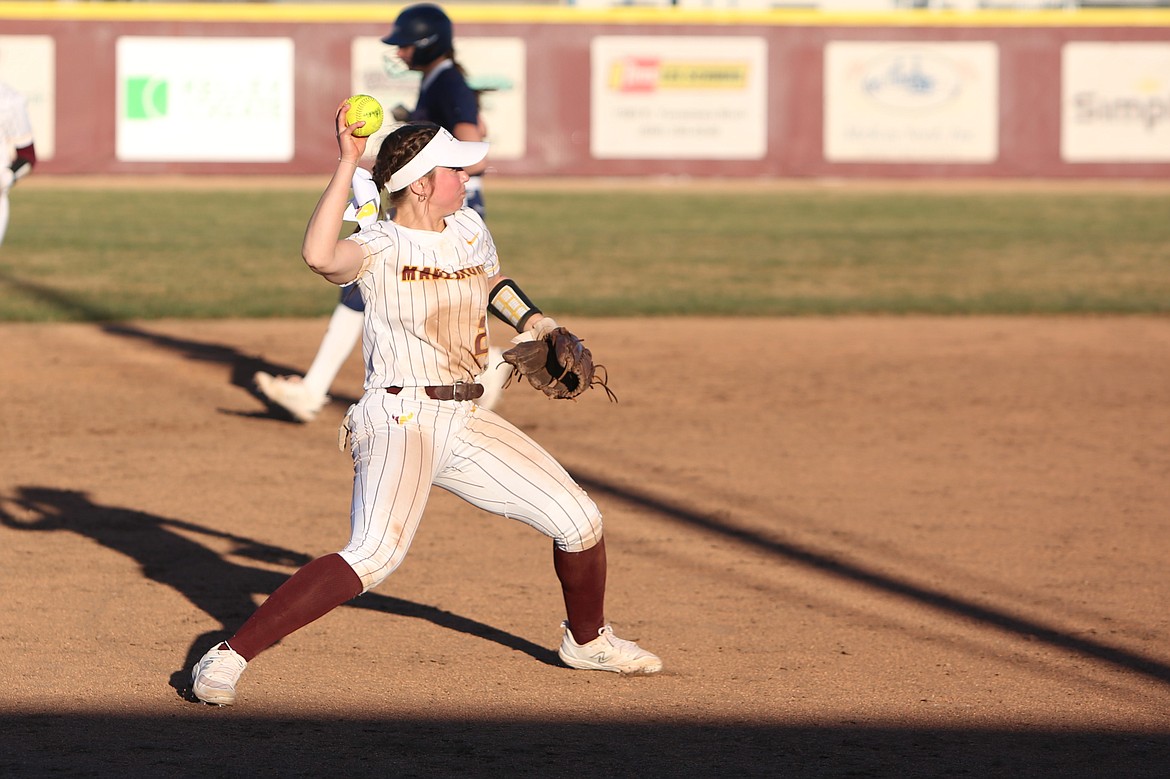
[503,327,616,402]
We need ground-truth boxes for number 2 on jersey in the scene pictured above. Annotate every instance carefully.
[474,315,489,360]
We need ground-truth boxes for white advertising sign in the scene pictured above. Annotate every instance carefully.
[351,37,526,160]
[1062,43,1170,163]
[825,42,999,163]
[116,37,295,162]
[0,35,56,160]
[590,36,767,160]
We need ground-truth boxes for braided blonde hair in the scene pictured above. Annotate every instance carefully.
[371,122,439,208]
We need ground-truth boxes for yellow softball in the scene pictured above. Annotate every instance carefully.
[345,94,384,137]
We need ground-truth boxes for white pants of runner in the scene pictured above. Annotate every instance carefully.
[338,389,603,592]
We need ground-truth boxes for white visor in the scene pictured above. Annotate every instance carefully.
[387,127,489,192]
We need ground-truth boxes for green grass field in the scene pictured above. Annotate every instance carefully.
[2,182,1168,321]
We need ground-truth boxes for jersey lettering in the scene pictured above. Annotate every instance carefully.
[401,265,486,282]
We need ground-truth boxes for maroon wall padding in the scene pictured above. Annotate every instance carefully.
[6,15,1169,179]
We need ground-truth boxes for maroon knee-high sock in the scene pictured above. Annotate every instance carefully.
[227,553,363,661]
[553,538,607,645]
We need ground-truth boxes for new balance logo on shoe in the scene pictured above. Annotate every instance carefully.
[557,622,663,675]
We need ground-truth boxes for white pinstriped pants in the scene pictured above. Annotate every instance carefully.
[337,389,604,592]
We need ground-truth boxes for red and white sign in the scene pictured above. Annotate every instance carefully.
[590,36,767,160]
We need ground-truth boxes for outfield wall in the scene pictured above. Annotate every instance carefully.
[1,3,1169,179]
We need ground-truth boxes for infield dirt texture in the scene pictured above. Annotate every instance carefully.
[1,314,1168,776]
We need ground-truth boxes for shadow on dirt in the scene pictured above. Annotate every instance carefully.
[0,269,357,420]
[101,323,362,422]
[1,713,1167,777]
[0,485,559,703]
[572,474,1170,689]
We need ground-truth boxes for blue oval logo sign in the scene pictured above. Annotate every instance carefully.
[860,49,964,109]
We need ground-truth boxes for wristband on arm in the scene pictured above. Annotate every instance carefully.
[488,278,542,333]
[343,166,380,228]
[10,144,35,184]
[10,158,30,182]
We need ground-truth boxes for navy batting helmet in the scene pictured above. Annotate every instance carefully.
[381,4,453,68]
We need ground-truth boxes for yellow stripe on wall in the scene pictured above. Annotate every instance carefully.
[0,2,1168,28]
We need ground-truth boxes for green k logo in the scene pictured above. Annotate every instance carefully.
[126,77,168,119]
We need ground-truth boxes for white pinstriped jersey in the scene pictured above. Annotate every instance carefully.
[0,82,34,164]
[344,207,499,390]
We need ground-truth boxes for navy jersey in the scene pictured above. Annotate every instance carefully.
[414,60,486,219]
[411,61,479,132]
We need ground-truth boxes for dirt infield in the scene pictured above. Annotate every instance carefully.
[2,316,1169,776]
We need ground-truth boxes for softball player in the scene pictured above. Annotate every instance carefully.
[0,80,37,246]
[191,112,661,706]
[254,2,510,420]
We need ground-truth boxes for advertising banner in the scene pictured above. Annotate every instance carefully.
[351,36,526,161]
[590,36,767,160]
[0,35,55,160]
[116,37,295,162]
[1062,42,1170,163]
[824,41,999,163]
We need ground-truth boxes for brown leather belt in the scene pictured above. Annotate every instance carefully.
[385,383,484,402]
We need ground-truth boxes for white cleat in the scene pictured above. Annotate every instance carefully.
[191,643,248,706]
[475,346,511,412]
[254,372,328,423]
[557,622,663,675]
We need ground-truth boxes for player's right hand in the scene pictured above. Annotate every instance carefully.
[335,99,368,161]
